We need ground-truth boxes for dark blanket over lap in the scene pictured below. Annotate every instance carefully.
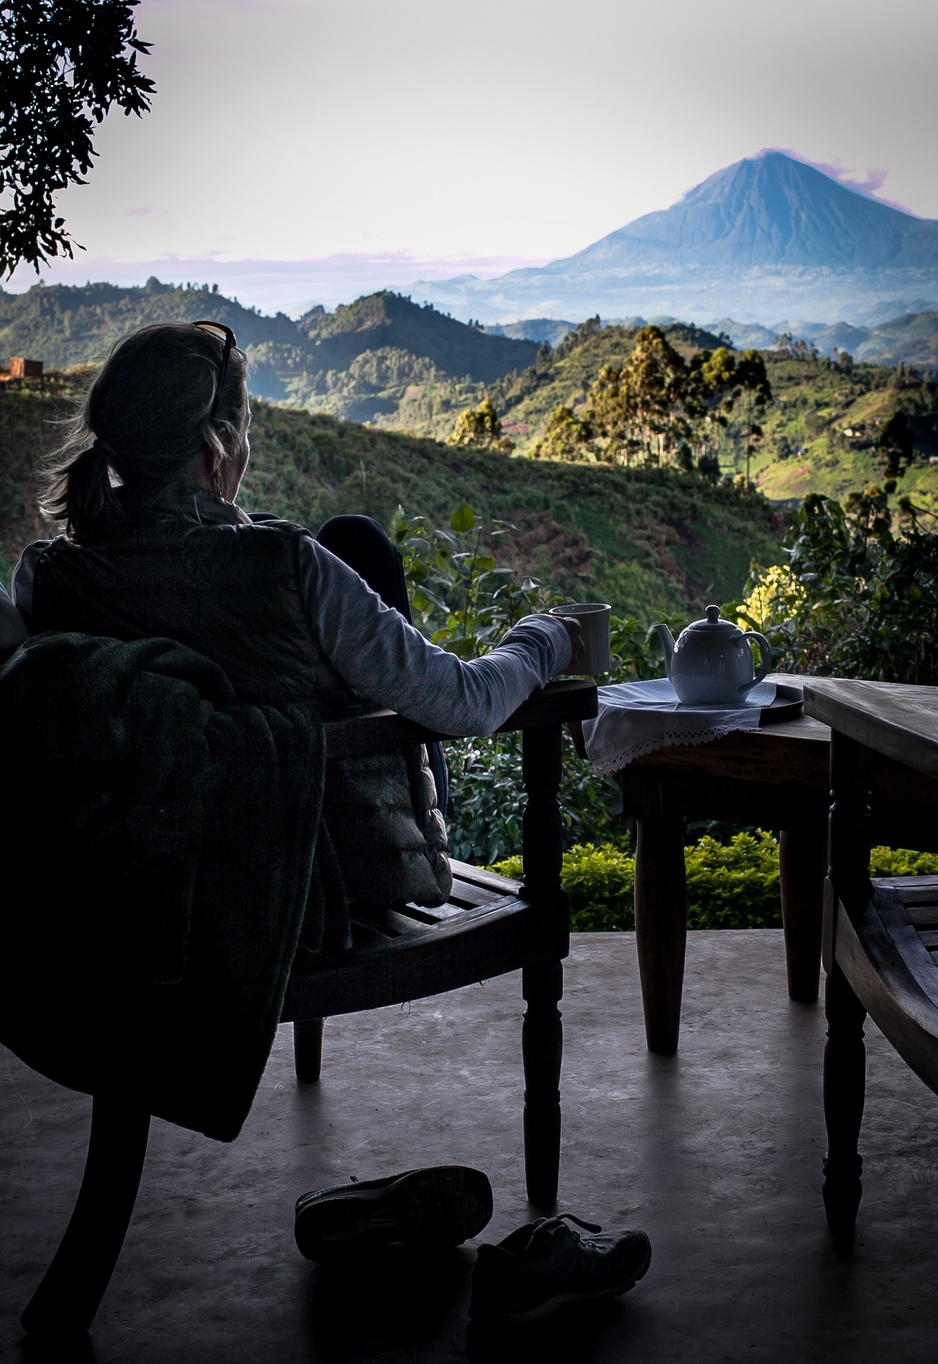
[0,631,332,1141]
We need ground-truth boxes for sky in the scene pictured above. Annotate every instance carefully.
[6,0,938,315]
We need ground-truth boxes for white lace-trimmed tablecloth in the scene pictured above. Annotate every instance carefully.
[581,677,778,775]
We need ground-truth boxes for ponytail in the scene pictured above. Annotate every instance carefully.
[49,439,128,545]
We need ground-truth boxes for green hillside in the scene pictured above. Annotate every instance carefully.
[0,378,782,619]
[371,317,728,443]
[5,280,938,513]
[296,292,538,384]
[434,320,938,515]
[0,282,537,414]
[745,349,938,511]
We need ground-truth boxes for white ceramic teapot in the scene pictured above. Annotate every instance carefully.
[653,605,771,705]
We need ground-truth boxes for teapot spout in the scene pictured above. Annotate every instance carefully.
[652,622,675,677]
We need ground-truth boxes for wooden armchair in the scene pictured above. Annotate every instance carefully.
[803,679,938,1244]
[20,676,597,1336]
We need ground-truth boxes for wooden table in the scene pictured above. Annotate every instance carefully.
[612,674,938,1055]
[614,676,829,1054]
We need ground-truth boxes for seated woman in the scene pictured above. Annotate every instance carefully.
[12,321,581,918]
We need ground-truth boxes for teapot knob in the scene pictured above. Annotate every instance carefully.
[705,604,721,624]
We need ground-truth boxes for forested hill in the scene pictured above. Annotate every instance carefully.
[294,292,538,382]
[0,282,538,406]
[0,380,782,619]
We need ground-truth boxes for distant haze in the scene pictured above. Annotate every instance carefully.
[5,0,938,318]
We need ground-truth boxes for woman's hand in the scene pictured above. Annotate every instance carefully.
[555,615,586,673]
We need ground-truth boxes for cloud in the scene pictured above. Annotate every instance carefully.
[766,148,916,215]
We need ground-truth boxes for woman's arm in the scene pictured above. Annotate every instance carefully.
[297,537,573,736]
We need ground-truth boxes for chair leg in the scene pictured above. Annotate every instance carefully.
[822,960,866,1246]
[294,1017,324,1083]
[21,1094,150,1336]
[522,960,563,1209]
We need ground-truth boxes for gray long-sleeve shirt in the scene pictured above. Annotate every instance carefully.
[13,534,573,737]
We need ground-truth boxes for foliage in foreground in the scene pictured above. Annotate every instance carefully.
[491,831,783,931]
[1,1,155,274]
[740,487,938,684]
[392,501,630,860]
[402,499,938,921]
[491,837,938,933]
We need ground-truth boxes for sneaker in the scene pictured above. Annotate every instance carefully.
[294,1165,493,1262]
[469,1213,651,1323]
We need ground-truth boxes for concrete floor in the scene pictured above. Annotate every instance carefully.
[3,930,938,1364]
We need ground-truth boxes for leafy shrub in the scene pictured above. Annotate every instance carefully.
[492,836,938,933]
[492,829,784,932]
[870,846,938,877]
[392,501,559,658]
[402,499,938,919]
[683,832,782,929]
[396,502,641,860]
[445,730,623,865]
[739,488,938,683]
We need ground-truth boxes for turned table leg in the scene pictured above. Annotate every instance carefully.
[634,810,687,1056]
[822,960,866,1244]
[779,825,826,1003]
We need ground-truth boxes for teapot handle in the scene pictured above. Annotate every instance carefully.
[739,632,772,692]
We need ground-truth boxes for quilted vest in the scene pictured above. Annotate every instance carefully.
[31,508,452,909]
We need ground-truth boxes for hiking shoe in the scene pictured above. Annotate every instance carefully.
[294,1165,493,1262]
[469,1213,651,1323]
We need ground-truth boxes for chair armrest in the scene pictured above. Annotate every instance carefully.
[323,678,598,760]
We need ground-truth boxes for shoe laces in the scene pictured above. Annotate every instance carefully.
[551,1213,601,1234]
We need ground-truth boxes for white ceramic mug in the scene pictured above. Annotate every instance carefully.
[548,602,612,675]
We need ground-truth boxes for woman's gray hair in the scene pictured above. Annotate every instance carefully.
[41,323,249,543]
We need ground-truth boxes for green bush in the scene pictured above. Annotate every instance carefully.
[396,502,638,861]
[683,831,782,929]
[870,846,938,877]
[739,488,938,684]
[446,730,623,865]
[493,835,938,932]
[492,829,783,931]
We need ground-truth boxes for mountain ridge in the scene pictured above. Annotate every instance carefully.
[0,281,538,406]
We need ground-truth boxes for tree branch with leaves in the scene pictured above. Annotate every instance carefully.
[0,0,155,276]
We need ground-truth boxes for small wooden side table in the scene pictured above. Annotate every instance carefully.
[610,674,938,1055]
[614,676,830,1054]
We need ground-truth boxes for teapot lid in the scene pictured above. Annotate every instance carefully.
[684,604,740,637]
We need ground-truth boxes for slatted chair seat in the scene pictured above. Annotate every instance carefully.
[284,861,548,1022]
[827,875,938,1092]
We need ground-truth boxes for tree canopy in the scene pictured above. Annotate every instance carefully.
[0,0,155,276]
[448,397,514,452]
[532,326,773,477]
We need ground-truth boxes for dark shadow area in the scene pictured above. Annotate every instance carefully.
[301,1246,473,1358]
[466,1296,632,1364]
[20,1329,101,1364]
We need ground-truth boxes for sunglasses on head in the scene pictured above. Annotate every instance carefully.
[193,320,238,421]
